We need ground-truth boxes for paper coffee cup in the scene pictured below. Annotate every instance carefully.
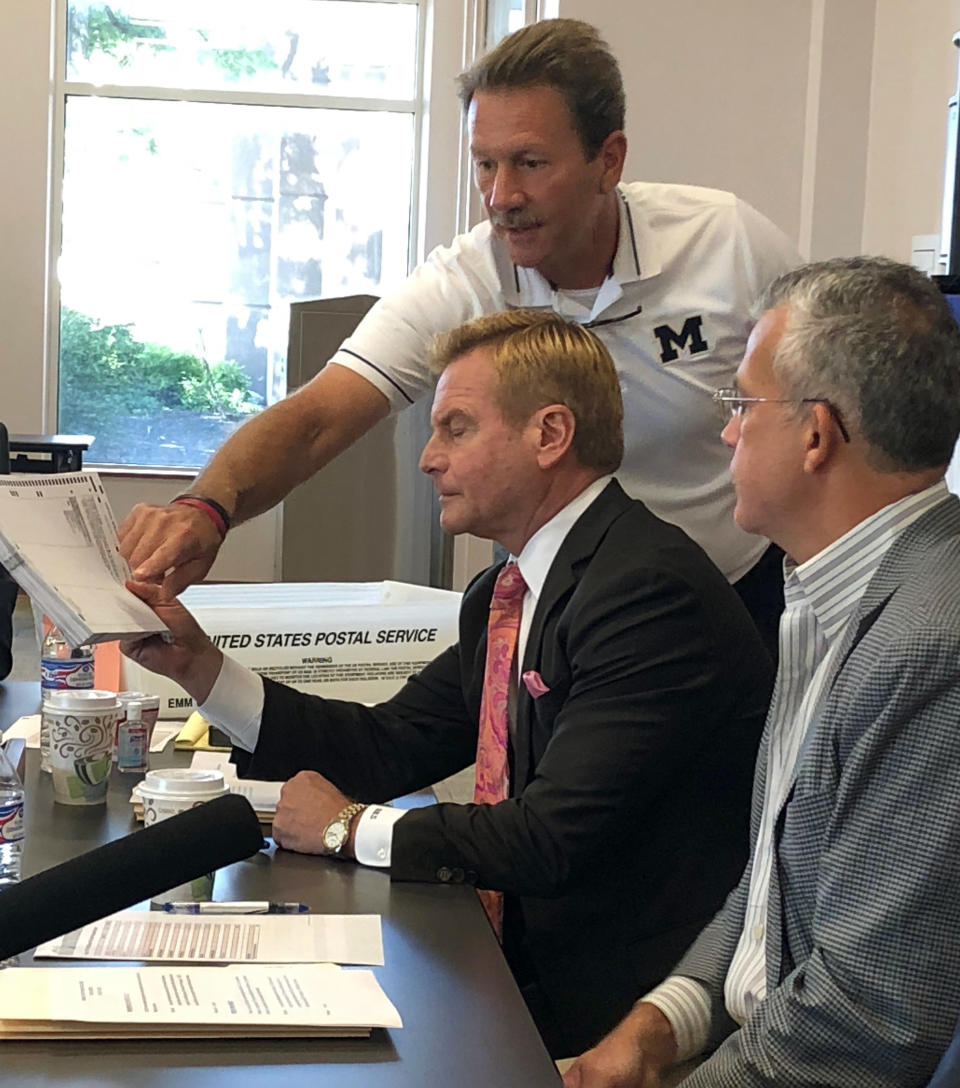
[137,768,230,904]
[46,690,121,806]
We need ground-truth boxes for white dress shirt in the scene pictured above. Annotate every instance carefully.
[643,479,950,1060]
[200,476,612,867]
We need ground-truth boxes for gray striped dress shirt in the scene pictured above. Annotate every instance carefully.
[644,480,950,1060]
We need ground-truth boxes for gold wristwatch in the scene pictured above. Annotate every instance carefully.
[321,802,368,855]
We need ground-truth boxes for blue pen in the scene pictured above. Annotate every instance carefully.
[162,901,309,915]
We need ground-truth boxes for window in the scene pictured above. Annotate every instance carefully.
[485,0,527,49]
[57,1,422,468]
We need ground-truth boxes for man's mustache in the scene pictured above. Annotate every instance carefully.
[490,212,542,231]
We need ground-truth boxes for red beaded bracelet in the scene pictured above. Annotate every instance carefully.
[171,496,230,540]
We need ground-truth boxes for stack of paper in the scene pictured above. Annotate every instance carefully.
[0,472,167,646]
[0,963,402,1039]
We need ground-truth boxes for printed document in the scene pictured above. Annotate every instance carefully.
[0,471,167,645]
[34,910,384,965]
[0,963,402,1038]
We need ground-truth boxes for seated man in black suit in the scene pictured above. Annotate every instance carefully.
[124,310,772,1059]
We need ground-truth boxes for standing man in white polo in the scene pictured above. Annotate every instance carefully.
[119,18,798,649]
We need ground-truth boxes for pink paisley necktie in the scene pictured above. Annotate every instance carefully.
[474,561,527,935]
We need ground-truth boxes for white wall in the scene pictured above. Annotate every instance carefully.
[557,0,897,260]
[558,0,812,240]
[862,0,960,259]
[806,0,876,259]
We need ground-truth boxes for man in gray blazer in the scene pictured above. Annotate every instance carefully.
[563,256,960,1088]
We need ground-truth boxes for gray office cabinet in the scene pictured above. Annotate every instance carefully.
[282,296,449,587]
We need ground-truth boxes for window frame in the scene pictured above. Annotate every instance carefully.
[48,0,434,471]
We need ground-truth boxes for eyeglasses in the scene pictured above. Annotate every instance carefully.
[712,388,851,443]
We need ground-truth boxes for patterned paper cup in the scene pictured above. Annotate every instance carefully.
[46,690,121,806]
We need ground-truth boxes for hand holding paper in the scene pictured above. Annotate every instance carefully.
[0,472,168,646]
[120,580,223,704]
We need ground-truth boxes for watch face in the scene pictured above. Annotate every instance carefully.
[323,820,347,851]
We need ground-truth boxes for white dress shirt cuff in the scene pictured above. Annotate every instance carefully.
[353,804,405,867]
[198,654,265,754]
[641,976,713,1062]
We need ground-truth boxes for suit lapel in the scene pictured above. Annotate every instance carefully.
[512,480,633,789]
[787,495,960,781]
[827,495,960,695]
[768,494,960,981]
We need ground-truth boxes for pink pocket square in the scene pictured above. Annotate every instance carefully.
[522,670,550,698]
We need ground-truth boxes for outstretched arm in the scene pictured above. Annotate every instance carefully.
[118,364,388,594]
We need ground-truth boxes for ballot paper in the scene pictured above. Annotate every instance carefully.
[0,472,167,646]
[34,910,384,966]
[0,963,401,1039]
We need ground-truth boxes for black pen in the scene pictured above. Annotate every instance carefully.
[162,901,309,915]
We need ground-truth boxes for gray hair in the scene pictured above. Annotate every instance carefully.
[757,256,960,472]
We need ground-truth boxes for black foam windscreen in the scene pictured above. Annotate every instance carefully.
[0,793,264,960]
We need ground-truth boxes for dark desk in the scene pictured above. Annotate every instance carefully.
[0,681,560,1086]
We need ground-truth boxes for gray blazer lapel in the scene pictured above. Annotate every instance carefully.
[827,495,960,693]
[769,494,960,974]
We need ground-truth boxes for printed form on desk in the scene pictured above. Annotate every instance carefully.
[34,910,384,965]
[0,963,402,1038]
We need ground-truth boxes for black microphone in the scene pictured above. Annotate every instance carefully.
[0,793,264,960]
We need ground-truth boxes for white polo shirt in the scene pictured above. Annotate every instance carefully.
[331,181,799,581]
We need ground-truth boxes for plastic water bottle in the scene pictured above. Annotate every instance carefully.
[40,626,94,773]
[0,743,24,889]
[40,627,94,695]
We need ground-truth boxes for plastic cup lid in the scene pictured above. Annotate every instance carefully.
[140,768,228,798]
[117,691,161,708]
[46,689,121,711]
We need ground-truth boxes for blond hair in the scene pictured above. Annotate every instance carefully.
[428,310,623,473]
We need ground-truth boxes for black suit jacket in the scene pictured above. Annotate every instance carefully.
[236,481,772,1054]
